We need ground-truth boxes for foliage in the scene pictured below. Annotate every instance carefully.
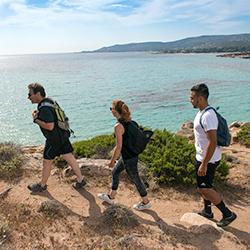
[72,130,230,185]
[236,125,250,147]
[73,134,115,159]
[140,129,230,185]
[0,143,22,179]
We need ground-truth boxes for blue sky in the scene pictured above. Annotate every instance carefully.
[0,0,250,55]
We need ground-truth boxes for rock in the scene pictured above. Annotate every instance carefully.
[180,212,224,233]
[176,121,194,140]
[229,121,242,128]
[224,154,240,164]
[181,121,194,129]
[63,158,111,178]
[189,224,222,236]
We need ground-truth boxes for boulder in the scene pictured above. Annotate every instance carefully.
[180,212,224,233]
[176,121,194,140]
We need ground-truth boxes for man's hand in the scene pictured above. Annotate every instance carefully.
[32,110,38,119]
[108,161,115,168]
[198,162,207,176]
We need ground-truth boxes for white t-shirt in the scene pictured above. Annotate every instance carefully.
[193,107,221,162]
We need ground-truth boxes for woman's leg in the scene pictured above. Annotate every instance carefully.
[110,157,125,198]
[125,157,149,204]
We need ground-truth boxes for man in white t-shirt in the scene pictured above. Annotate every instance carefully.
[190,83,236,227]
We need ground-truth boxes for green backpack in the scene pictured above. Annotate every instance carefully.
[39,98,74,137]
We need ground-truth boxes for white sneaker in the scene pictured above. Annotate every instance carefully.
[133,202,152,211]
[97,193,115,205]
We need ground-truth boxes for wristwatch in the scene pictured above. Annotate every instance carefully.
[33,118,39,123]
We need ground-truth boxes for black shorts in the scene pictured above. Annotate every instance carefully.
[43,139,73,160]
[194,158,220,188]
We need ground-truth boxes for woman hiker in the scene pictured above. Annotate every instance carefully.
[98,99,151,211]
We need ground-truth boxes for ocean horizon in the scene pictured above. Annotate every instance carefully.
[0,52,250,145]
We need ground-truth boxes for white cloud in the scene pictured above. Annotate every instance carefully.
[0,0,249,28]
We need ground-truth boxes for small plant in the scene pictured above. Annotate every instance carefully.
[0,143,22,179]
[102,204,139,228]
[0,217,10,244]
[73,134,115,159]
[38,200,65,218]
[236,124,250,147]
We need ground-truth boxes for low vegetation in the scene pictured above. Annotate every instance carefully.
[71,130,230,185]
[73,134,115,159]
[236,124,250,147]
[0,143,22,179]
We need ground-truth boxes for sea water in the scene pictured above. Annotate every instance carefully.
[0,52,249,145]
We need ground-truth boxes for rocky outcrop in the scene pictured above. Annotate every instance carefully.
[176,120,194,141]
[178,120,250,145]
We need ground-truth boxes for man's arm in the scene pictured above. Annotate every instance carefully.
[198,130,217,176]
[34,119,54,131]
[32,109,55,131]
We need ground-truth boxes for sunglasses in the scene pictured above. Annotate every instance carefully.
[28,93,34,97]
[109,107,113,111]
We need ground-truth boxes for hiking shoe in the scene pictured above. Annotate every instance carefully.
[72,179,86,189]
[133,202,152,211]
[28,183,47,192]
[97,193,115,205]
[217,212,237,227]
[198,209,214,219]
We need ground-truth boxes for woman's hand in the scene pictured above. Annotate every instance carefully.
[108,161,115,168]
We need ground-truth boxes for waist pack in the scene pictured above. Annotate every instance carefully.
[39,98,74,137]
[127,121,153,155]
[200,107,231,147]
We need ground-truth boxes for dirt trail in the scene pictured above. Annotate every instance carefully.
[0,144,249,250]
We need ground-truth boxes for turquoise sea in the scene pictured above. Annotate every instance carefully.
[0,52,250,145]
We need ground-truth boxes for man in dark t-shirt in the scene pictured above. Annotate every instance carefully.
[27,83,86,192]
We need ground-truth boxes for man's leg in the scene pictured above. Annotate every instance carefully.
[198,188,221,205]
[62,153,83,182]
[40,159,53,186]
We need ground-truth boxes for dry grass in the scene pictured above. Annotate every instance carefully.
[0,143,22,179]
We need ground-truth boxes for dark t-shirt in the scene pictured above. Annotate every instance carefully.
[37,99,67,145]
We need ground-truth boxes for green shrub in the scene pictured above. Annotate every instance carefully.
[73,134,115,159]
[236,125,250,147]
[0,143,22,179]
[72,130,230,185]
[140,129,230,185]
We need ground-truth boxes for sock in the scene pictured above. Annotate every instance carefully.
[216,201,232,218]
[204,199,212,214]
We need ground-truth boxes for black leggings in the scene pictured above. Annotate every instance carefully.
[111,157,147,197]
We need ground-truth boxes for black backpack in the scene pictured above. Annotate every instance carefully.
[200,107,231,147]
[126,121,153,155]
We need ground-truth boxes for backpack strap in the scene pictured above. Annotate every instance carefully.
[38,98,55,109]
[199,106,217,130]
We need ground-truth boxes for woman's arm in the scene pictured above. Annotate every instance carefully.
[109,123,124,168]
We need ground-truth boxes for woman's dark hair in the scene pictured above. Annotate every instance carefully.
[191,83,209,99]
[28,83,46,97]
[112,99,131,122]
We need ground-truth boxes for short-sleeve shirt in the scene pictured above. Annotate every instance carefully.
[193,106,221,163]
[37,100,65,145]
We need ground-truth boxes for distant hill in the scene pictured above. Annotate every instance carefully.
[83,34,250,53]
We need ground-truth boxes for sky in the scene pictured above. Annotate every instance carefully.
[0,0,250,55]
